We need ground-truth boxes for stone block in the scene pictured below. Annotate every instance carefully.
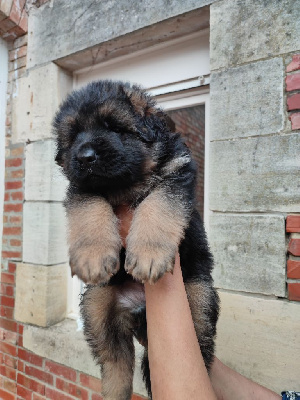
[23,202,68,265]
[27,0,215,69]
[209,133,300,212]
[209,214,286,296]
[210,58,283,140]
[216,291,300,392]
[11,62,72,143]
[210,0,300,70]
[15,263,68,327]
[25,139,68,201]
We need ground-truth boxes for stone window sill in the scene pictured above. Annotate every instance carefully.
[23,318,147,397]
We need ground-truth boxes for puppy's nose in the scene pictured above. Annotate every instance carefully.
[77,146,96,164]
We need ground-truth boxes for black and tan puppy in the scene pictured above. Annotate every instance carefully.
[54,80,219,400]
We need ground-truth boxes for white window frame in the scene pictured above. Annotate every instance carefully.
[68,34,211,319]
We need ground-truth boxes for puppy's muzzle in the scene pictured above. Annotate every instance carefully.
[77,144,97,165]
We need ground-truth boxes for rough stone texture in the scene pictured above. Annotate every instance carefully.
[23,319,148,397]
[210,58,284,140]
[25,139,68,201]
[15,263,68,327]
[210,0,300,70]
[23,202,68,265]
[11,62,72,143]
[27,0,215,69]
[216,291,300,392]
[209,214,286,296]
[209,133,300,212]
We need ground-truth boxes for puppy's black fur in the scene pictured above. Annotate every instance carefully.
[54,80,219,400]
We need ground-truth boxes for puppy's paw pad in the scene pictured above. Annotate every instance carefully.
[69,246,120,285]
[125,246,175,284]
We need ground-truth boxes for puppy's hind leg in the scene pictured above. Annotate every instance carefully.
[81,286,135,400]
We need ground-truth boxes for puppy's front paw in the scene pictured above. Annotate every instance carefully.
[125,243,176,284]
[69,244,120,285]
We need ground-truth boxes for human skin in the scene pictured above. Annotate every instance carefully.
[115,205,281,400]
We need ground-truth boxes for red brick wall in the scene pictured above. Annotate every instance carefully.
[166,105,205,218]
[286,216,300,301]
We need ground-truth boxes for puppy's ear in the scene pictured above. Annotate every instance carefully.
[55,149,65,168]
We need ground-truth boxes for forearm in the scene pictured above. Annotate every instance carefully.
[144,254,217,400]
[210,357,281,400]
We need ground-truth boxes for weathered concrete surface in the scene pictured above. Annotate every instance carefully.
[15,263,68,327]
[23,319,147,397]
[209,214,286,296]
[23,202,68,265]
[210,0,300,70]
[216,291,300,392]
[25,140,67,201]
[11,63,72,143]
[209,133,300,212]
[27,0,215,69]
[210,58,284,140]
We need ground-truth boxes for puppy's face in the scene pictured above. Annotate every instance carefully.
[54,81,167,193]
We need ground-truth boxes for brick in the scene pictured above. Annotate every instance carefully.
[8,262,16,273]
[0,365,16,380]
[17,373,45,395]
[45,387,74,400]
[17,384,32,400]
[9,215,22,224]
[25,366,53,385]
[80,373,102,392]
[3,203,23,213]
[288,239,300,256]
[18,8,27,32]
[10,169,24,178]
[0,318,17,332]
[18,360,25,372]
[3,354,17,369]
[1,272,15,284]
[0,306,14,319]
[5,181,22,190]
[4,192,10,201]
[11,191,23,201]
[3,226,22,236]
[10,146,24,157]
[286,72,300,92]
[0,328,17,344]
[287,55,300,72]
[9,0,25,25]
[0,388,15,400]
[10,239,22,247]
[56,378,89,400]
[287,260,300,279]
[33,393,46,400]
[286,215,300,232]
[132,395,147,400]
[1,295,15,307]
[2,376,17,393]
[18,324,23,335]
[18,334,23,347]
[288,283,300,301]
[18,349,43,367]
[45,361,76,382]
[13,34,27,49]
[2,250,22,259]
[5,157,22,167]
[0,342,17,357]
[92,395,103,400]
[287,93,300,111]
[289,112,300,130]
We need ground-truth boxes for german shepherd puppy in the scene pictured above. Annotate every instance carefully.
[54,80,219,400]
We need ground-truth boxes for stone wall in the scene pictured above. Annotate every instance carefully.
[209,0,300,391]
